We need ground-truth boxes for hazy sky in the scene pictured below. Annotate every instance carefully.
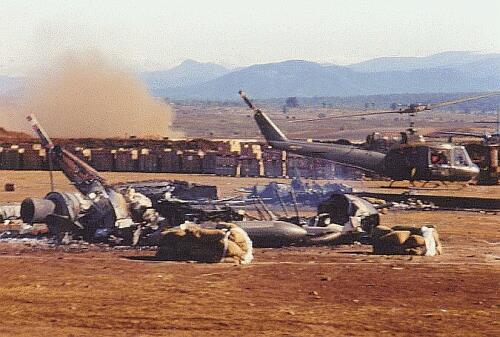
[1,0,499,75]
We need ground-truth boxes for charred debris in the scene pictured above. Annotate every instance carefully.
[3,181,381,249]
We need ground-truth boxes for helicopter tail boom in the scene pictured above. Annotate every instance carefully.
[239,90,288,142]
[254,109,288,142]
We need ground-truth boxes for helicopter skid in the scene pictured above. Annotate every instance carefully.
[382,180,468,191]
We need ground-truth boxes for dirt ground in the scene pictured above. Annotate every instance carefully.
[0,171,499,337]
[172,104,490,141]
[1,170,498,203]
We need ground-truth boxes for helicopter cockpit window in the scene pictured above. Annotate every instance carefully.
[430,149,450,165]
[452,148,469,166]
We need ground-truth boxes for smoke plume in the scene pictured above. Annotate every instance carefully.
[2,52,182,138]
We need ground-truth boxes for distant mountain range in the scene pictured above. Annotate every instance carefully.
[1,52,499,100]
[347,51,499,72]
[139,59,230,89]
[146,52,500,100]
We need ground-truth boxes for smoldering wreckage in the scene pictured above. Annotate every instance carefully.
[0,115,443,264]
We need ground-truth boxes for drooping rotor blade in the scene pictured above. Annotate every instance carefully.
[26,114,54,149]
[427,91,500,109]
[27,114,56,191]
[26,113,109,192]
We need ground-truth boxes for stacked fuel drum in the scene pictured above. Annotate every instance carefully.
[0,140,345,179]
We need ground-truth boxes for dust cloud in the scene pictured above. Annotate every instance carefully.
[1,52,182,139]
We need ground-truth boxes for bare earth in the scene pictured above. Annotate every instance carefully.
[0,171,499,337]
[172,104,492,141]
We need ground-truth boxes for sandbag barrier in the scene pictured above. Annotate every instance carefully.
[156,222,253,264]
[371,225,442,256]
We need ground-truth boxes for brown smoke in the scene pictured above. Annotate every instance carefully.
[9,52,182,138]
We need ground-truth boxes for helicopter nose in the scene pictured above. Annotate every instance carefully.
[469,163,480,177]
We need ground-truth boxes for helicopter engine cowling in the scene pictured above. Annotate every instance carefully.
[21,192,93,225]
[20,190,133,238]
[20,197,56,224]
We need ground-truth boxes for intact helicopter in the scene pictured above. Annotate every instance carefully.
[432,110,499,185]
[238,91,500,185]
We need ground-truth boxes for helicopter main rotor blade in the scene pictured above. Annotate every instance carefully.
[289,109,404,123]
[26,114,54,149]
[427,91,500,109]
[435,131,490,139]
[290,91,500,123]
[239,90,256,110]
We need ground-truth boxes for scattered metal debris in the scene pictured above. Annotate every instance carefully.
[0,204,21,222]
[242,178,353,207]
[389,198,438,211]
[356,192,500,212]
